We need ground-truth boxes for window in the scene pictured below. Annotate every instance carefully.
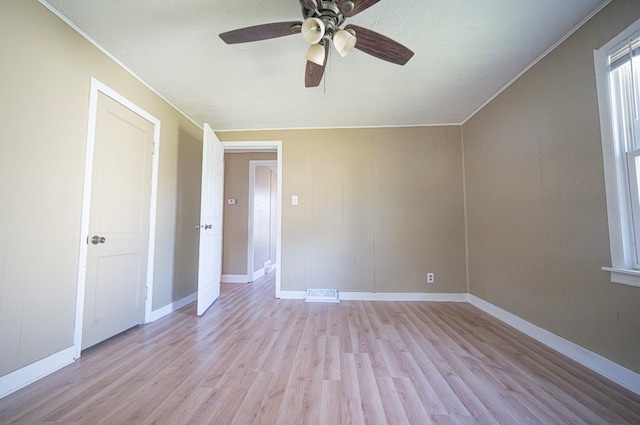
[595,18,640,287]
[609,35,640,264]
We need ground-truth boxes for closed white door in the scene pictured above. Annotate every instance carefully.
[197,124,224,315]
[82,92,154,349]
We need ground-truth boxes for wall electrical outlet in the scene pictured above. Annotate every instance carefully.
[427,273,435,284]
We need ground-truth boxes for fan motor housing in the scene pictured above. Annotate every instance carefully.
[303,0,346,32]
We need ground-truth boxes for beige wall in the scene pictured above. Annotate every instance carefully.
[0,1,202,375]
[218,127,467,294]
[463,0,640,373]
[173,129,203,299]
[222,152,277,275]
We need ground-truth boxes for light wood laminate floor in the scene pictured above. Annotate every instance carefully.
[1,273,639,424]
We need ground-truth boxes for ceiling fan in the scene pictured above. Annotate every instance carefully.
[219,0,414,87]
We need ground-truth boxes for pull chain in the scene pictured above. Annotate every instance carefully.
[324,46,330,94]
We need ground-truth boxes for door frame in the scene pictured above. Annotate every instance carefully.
[248,160,278,281]
[222,141,282,298]
[73,78,161,358]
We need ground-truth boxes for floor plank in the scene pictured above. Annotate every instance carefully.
[1,272,639,424]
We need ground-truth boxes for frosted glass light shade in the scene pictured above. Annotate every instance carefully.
[301,18,325,44]
[334,29,356,57]
[306,44,326,66]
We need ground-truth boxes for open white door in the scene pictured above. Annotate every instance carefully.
[197,124,224,315]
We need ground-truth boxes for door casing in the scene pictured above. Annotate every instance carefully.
[74,78,161,358]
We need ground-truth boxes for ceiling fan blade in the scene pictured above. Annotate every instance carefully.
[305,43,329,87]
[345,24,414,65]
[219,21,302,44]
[338,0,381,17]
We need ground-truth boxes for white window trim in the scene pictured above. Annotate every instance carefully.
[601,267,640,288]
[595,17,640,288]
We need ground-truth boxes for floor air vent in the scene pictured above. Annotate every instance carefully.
[305,288,339,303]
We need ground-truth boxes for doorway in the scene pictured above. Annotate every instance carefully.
[221,142,282,298]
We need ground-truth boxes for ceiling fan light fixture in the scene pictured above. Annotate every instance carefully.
[301,17,325,44]
[306,43,326,66]
[333,29,356,57]
[340,0,355,15]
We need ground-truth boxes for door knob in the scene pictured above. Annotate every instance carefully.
[91,235,106,244]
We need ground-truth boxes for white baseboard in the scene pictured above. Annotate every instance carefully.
[223,266,276,284]
[251,268,265,282]
[278,291,468,302]
[0,346,76,399]
[149,292,196,322]
[222,270,267,284]
[222,274,249,284]
[468,294,640,395]
[340,292,468,302]
[279,290,306,299]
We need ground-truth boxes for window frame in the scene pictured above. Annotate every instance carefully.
[594,17,640,288]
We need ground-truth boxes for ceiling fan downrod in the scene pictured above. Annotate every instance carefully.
[301,1,354,37]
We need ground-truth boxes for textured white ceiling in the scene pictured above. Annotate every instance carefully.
[42,0,608,131]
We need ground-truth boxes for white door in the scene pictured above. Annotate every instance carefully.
[82,92,154,349]
[197,124,224,315]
